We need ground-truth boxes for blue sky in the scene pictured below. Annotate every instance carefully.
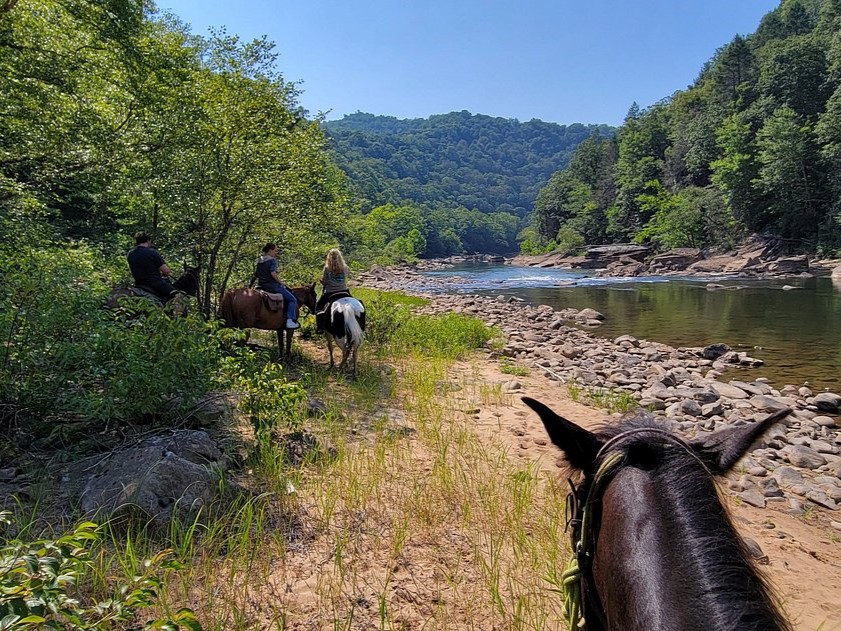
[159,0,780,127]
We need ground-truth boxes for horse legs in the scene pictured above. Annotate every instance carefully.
[338,343,349,372]
[285,329,293,360]
[326,334,335,368]
[276,329,284,359]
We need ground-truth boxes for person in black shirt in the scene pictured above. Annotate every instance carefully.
[127,232,177,302]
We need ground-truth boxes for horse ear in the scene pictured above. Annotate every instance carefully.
[522,397,603,474]
[690,407,791,474]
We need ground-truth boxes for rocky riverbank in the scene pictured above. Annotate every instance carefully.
[510,235,841,279]
[357,265,841,518]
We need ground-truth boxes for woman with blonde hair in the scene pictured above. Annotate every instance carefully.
[316,248,351,314]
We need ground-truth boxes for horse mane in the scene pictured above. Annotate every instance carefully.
[586,412,791,631]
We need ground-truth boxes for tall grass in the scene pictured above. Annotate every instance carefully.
[2,288,572,630]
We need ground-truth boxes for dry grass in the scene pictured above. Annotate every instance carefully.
[145,350,571,630]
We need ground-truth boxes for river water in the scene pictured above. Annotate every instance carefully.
[418,263,841,391]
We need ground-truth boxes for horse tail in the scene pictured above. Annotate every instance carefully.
[337,301,364,350]
[218,290,237,327]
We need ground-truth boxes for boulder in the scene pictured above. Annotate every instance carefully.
[813,392,841,413]
[702,344,731,360]
[576,308,605,321]
[784,445,827,470]
[708,381,750,400]
[80,431,230,526]
[647,248,703,272]
[763,256,809,275]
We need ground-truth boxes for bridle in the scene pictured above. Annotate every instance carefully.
[559,427,709,630]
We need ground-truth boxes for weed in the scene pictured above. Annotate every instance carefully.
[499,359,530,377]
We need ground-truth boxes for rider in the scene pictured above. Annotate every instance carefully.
[253,243,299,330]
[127,232,177,302]
[316,248,352,332]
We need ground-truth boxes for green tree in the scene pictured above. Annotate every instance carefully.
[755,105,827,241]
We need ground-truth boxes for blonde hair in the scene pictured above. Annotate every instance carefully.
[325,248,347,274]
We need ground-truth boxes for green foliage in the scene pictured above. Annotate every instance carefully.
[349,289,423,349]
[634,181,706,249]
[0,241,219,429]
[218,352,307,436]
[499,360,530,377]
[324,112,613,216]
[535,1,841,253]
[0,514,200,630]
[517,226,557,255]
[555,225,586,255]
[392,313,493,359]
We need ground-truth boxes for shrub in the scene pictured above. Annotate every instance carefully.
[0,513,200,630]
[0,242,220,433]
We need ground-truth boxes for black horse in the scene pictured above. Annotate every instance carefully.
[106,265,200,315]
[523,397,793,631]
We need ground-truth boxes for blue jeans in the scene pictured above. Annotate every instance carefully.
[260,283,297,321]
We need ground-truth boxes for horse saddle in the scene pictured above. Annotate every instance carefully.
[257,290,285,312]
[130,285,166,306]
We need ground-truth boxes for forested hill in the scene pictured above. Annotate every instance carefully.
[324,111,613,215]
[532,0,841,255]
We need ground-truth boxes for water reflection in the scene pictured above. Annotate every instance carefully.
[421,264,841,390]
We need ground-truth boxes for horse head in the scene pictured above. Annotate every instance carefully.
[173,265,200,297]
[293,283,317,315]
[522,397,792,631]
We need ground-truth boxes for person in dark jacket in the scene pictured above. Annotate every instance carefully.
[127,232,177,302]
[254,243,299,329]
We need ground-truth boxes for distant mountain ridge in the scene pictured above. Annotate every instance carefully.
[323,111,613,215]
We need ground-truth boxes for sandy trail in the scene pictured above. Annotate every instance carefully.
[444,356,841,630]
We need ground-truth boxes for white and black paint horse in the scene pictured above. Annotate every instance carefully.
[320,297,366,376]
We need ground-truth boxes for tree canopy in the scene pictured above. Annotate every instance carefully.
[533,0,841,255]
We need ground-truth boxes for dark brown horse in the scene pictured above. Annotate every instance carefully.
[523,397,792,631]
[106,266,200,315]
[218,284,317,360]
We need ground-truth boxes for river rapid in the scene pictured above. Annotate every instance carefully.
[416,263,841,391]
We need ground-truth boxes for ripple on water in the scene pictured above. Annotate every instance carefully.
[419,263,841,390]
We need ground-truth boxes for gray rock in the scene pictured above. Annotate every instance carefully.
[702,401,724,417]
[576,308,605,321]
[749,395,792,412]
[740,536,768,563]
[502,380,523,392]
[740,489,767,508]
[773,466,805,488]
[702,343,731,360]
[709,381,750,400]
[813,415,839,427]
[813,392,841,413]
[680,399,702,416]
[805,490,838,510]
[811,440,838,454]
[758,477,784,498]
[730,380,765,396]
[80,431,229,526]
[785,445,827,470]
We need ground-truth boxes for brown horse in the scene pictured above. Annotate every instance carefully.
[523,397,792,631]
[218,284,317,360]
[105,266,200,315]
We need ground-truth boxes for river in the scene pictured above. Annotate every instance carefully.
[418,263,841,391]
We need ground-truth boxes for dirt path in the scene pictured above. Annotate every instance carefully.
[445,356,841,630]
